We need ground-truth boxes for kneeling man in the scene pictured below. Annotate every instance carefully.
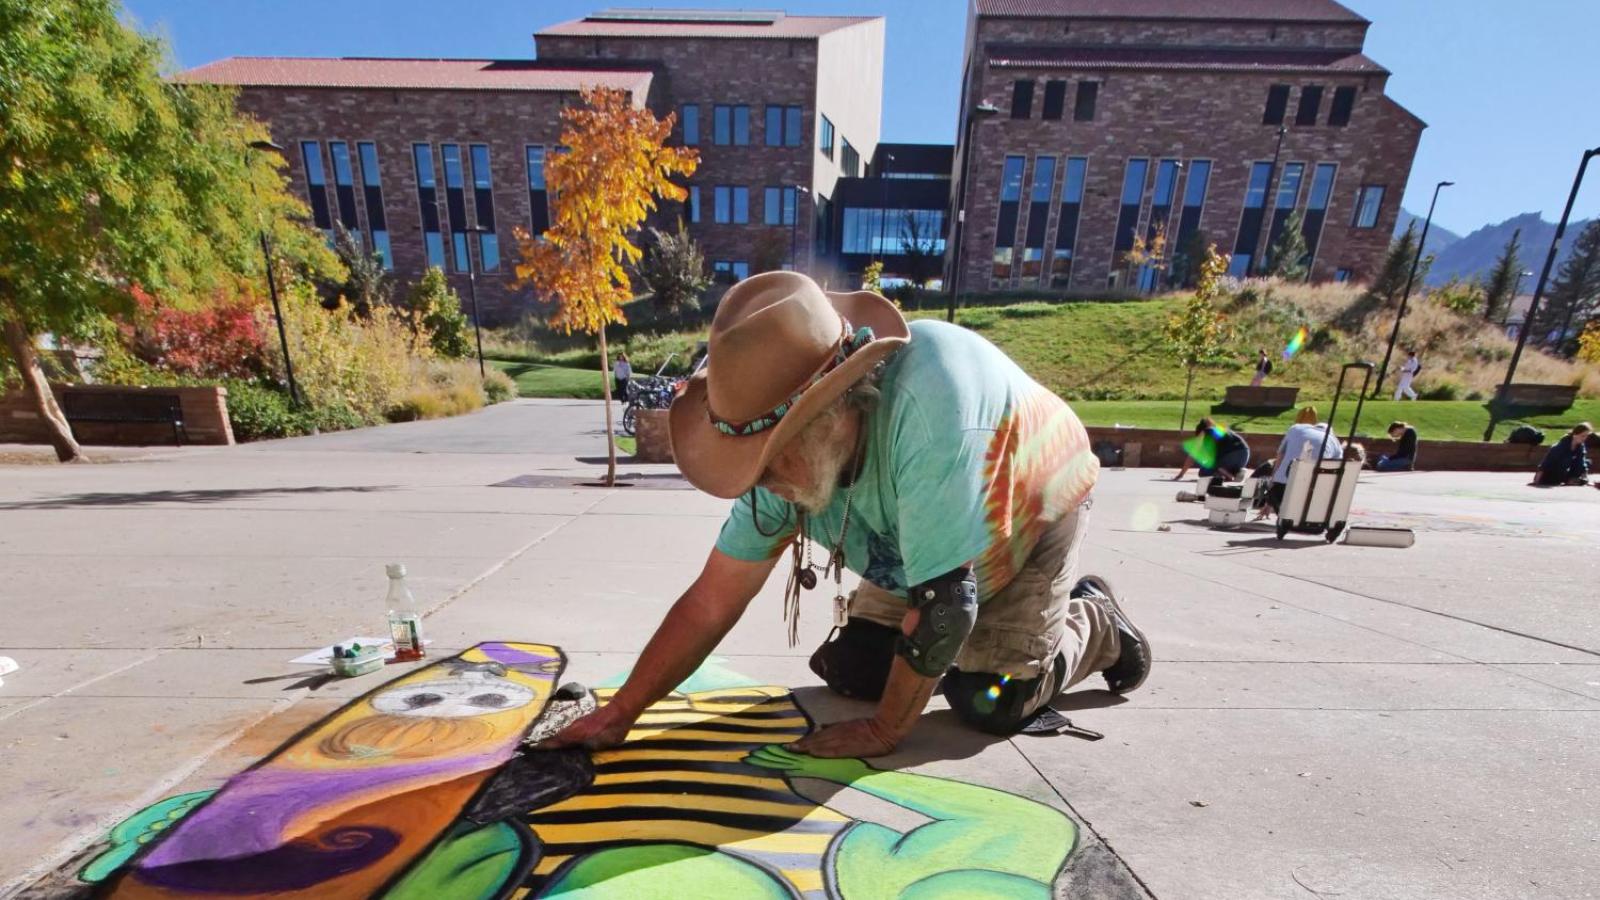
[549,272,1150,758]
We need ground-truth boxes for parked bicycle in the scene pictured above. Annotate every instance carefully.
[621,355,684,437]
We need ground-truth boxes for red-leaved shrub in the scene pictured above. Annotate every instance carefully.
[126,286,269,379]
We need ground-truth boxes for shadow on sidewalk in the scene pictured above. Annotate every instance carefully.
[0,484,394,510]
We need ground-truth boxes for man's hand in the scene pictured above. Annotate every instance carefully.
[537,704,634,751]
[786,718,899,758]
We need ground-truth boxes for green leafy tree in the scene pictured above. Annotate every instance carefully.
[0,0,335,461]
[403,267,472,358]
[1162,245,1233,430]
[861,260,885,293]
[637,222,711,318]
[1265,210,1310,281]
[1481,228,1523,323]
[1533,219,1600,354]
[333,224,393,317]
[1431,276,1484,316]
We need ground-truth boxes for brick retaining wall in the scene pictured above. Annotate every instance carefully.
[0,384,234,447]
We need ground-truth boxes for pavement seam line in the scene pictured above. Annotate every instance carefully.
[1008,735,1161,900]
[0,697,296,899]
[0,650,167,725]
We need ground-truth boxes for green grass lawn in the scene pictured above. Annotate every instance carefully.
[491,359,607,399]
[1073,399,1600,443]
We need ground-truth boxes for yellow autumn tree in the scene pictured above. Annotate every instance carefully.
[511,87,698,485]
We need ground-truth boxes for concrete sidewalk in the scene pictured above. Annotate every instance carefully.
[2,399,1596,898]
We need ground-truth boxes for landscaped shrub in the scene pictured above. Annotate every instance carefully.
[483,369,517,404]
[387,359,487,422]
[266,286,420,422]
[125,286,269,379]
[222,380,303,441]
[403,267,473,358]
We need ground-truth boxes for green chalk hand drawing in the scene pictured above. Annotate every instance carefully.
[79,789,216,884]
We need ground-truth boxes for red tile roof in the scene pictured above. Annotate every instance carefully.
[538,12,878,39]
[175,57,655,94]
[990,46,1386,75]
[976,0,1367,23]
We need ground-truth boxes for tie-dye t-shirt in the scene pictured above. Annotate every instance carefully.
[715,319,1098,600]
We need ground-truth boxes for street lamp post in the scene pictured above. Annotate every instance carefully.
[1253,125,1289,276]
[462,225,490,380]
[789,184,810,272]
[947,101,1002,323]
[876,153,895,264]
[1374,179,1453,396]
[246,140,302,406]
[1487,146,1600,439]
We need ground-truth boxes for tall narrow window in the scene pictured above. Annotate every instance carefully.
[688,185,701,223]
[1352,185,1385,228]
[1041,80,1067,120]
[441,144,469,273]
[300,141,332,237]
[1074,81,1099,121]
[784,106,802,147]
[992,155,1025,282]
[412,144,445,268]
[733,106,749,144]
[328,142,359,233]
[1266,161,1305,254]
[765,106,783,147]
[1051,157,1087,288]
[1175,159,1211,254]
[681,104,700,145]
[1140,159,1181,291]
[1022,155,1055,281]
[763,186,797,226]
[1263,84,1290,125]
[1328,86,1357,127]
[525,145,549,235]
[356,142,391,269]
[1296,85,1323,126]
[1302,162,1337,269]
[819,115,835,159]
[1010,80,1034,119]
[841,141,860,177]
[733,186,749,224]
[469,144,498,272]
[1112,158,1149,264]
[1231,161,1274,277]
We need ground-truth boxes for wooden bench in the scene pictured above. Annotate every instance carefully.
[1221,385,1301,411]
[1493,383,1578,409]
[62,388,188,445]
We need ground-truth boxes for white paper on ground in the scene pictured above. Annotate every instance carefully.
[288,638,437,665]
[0,655,17,687]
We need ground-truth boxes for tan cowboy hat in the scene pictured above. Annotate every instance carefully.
[669,270,909,499]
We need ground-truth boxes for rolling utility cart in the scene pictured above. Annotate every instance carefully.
[1275,362,1374,543]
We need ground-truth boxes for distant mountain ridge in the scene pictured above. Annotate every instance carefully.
[1396,210,1597,287]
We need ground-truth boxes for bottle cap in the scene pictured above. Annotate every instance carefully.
[386,563,407,578]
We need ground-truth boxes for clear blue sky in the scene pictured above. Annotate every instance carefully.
[124,0,1599,235]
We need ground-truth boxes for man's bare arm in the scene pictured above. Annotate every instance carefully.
[541,547,778,749]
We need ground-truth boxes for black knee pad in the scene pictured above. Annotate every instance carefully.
[943,663,1058,736]
[809,618,899,701]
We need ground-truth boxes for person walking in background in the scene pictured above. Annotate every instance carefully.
[613,351,632,401]
[1376,421,1419,471]
[1533,422,1592,486]
[1393,348,1421,401]
[1250,349,1272,387]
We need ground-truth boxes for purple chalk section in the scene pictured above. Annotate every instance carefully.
[140,751,504,867]
[481,642,559,667]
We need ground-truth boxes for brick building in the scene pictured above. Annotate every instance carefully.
[179,9,884,321]
[947,0,1425,295]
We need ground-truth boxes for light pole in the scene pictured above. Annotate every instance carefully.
[1374,179,1453,397]
[947,101,1002,323]
[1488,145,1599,439]
[789,184,810,272]
[876,153,895,264]
[246,139,302,406]
[1253,125,1289,275]
[462,224,490,379]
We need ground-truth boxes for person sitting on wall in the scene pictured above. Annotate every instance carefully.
[1375,421,1419,472]
[1257,405,1344,519]
[543,271,1152,757]
[1533,422,1592,486]
[1174,418,1251,482]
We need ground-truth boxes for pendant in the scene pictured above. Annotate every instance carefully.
[832,593,849,627]
[798,568,818,591]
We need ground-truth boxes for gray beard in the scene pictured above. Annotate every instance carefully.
[789,414,856,513]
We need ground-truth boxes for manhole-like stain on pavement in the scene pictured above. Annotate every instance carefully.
[492,473,694,490]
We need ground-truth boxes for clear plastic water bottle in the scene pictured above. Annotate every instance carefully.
[386,563,425,661]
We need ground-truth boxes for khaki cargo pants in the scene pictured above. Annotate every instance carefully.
[845,501,1121,728]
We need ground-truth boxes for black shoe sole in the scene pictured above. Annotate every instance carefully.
[1076,574,1152,695]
